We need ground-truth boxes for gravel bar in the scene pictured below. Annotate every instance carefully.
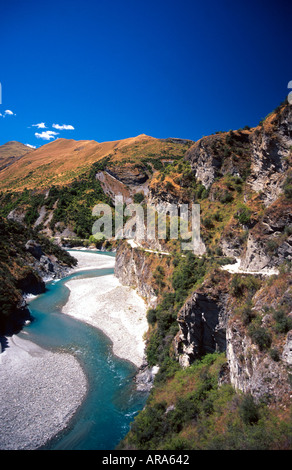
[0,335,87,450]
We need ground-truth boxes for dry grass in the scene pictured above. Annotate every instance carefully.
[0,135,191,192]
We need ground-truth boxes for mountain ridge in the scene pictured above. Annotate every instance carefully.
[0,133,190,191]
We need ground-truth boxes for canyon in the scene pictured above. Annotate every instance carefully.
[0,100,291,449]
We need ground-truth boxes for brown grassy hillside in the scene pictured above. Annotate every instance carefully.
[0,134,192,191]
[0,141,33,171]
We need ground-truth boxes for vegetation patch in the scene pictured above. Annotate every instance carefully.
[120,353,292,450]
[0,217,76,333]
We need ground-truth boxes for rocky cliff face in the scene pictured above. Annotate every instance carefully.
[226,317,291,403]
[185,103,291,205]
[173,270,292,403]
[247,104,292,206]
[114,241,158,308]
[173,271,225,365]
[185,130,252,189]
[240,198,292,271]
[0,217,76,334]
[115,235,291,404]
[7,243,74,334]
[185,103,291,265]
[174,291,228,367]
[25,239,73,281]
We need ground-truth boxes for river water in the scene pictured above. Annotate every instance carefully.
[20,251,147,450]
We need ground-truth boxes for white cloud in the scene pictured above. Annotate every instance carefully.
[52,123,75,130]
[35,130,59,141]
[32,122,47,129]
[25,143,37,149]
[0,109,15,118]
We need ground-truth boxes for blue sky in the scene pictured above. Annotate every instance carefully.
[0,0,291,147]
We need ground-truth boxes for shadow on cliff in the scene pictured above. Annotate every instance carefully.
[0,335,9,353]
[2,306,34,339]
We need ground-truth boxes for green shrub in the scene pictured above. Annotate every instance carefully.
[226,175,243,192]
[248,325,272,351]
[235,205,252,225]
[283,173,292,199]
[172,253,207,301]
[230,275,261,298]
[203,217,214,229]
[129,401,167,449]
[147,308,157,325]
[194,183,209,200]
[239,394,260,425]
[240,302,257,325]
[133,192,145,204]
[215,246,223,256]
[214,211,223,222]
[273,309,292,334]
[266,239,278,255]
[220,190,233,204]
[146,330,161,367]
[162,437,191,450]
[167,396,199,433]
[269,348,280,362]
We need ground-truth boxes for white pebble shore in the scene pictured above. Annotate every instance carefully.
[0,335,87,450]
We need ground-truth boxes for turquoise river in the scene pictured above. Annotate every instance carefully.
[19,251,148,450]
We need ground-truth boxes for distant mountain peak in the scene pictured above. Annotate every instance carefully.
[0,141,35,172]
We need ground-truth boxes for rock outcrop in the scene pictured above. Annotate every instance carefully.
[174,291,228,367]
[114,241,158,308]
[185,104,292,207]
[0,216,77,335]
[240,198,292,271]
[25,239,72,281]
[247,104,292,206]
[282,332,292,365]
[106,166,149,186]
[174,268,292,403]
[226,318,291,403]
[185,131,252,189]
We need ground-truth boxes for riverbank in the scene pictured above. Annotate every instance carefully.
[0,335,87,450]
[63,250,148,368]
[67,249,115,272]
